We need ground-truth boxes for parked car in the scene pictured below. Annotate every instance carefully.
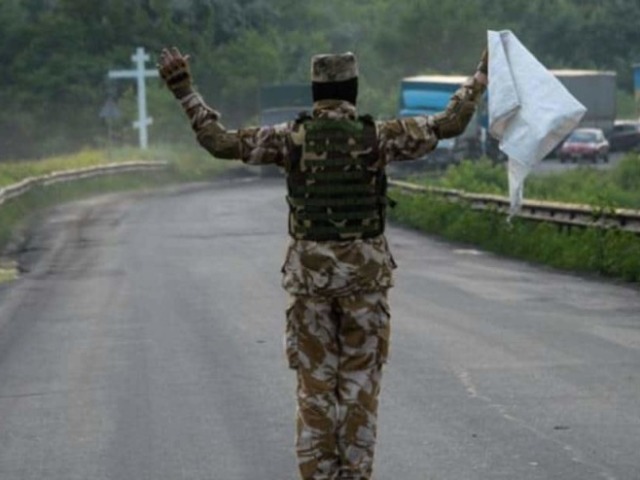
[605,121,640,152]
[558,128,609,163]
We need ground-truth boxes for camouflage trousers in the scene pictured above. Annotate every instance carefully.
[285,290,391,480]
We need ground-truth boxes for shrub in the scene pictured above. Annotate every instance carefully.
[389,190,640,283]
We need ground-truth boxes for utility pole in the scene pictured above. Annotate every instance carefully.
[108,47,159,149]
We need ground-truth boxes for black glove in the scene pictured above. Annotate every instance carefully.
[158,47,193,98]
[477,48,488,75]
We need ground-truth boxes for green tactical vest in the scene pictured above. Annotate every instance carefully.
[286,115,387,241]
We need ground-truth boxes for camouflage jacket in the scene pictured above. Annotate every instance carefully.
[178,76,486,296]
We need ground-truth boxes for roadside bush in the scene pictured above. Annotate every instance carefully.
[414,158,507,194]
[389,190,640,283]
[411,154,640,210]
[610,153,640,193]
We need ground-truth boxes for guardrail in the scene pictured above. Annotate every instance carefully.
[0,161,168,207]
[389,179,640,234]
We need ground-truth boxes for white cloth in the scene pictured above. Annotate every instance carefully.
[487,30,586,213]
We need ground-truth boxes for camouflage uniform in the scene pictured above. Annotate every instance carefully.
[160,48,487,480]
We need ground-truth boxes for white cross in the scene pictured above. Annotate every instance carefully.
[109,47,159,149]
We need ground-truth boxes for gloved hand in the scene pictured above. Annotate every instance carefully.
[477,47,488,75]
[157,47,193,98]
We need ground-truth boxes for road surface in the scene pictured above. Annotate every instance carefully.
[0,176,638,480]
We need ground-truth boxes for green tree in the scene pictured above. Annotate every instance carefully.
[1,0,639,160]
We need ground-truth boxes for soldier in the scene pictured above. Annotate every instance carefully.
[158,47,488,480]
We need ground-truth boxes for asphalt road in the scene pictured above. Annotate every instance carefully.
[0,176,639,480]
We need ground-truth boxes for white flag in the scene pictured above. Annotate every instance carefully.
[487,30,587,213]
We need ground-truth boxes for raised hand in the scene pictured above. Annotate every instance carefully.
[157,47,193,98]
[475,48,488,85]
[477,48,488,75]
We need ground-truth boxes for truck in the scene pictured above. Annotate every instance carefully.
[258,84,313,126]
[252,84,313,176]
[550,70,617,131]
[398,70,617,165]
[398,75,486,168]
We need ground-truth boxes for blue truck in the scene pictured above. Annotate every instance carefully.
[398,70,622,166]
[398,75,486,167]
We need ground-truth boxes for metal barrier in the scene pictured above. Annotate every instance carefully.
[389,179,640,233]
[3,165,637,233]
[0,161,168,207]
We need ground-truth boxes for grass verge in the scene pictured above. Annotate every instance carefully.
[408,153,640,209]
[389,189,640,283]
[0,144,235,262]
[391,153,640,283]
[0,267,17,283]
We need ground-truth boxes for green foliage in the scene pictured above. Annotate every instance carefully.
[391,153,640,283]
[2,0,640,159]
[427,159,508,194]
[0,144,231,191]
[527,155,640,209]
[611,154,640,193]
[0,149,125,187]
[411,154,640,210]
[374,0,486,75]
[616,90,639,119]
[389,190,640,283]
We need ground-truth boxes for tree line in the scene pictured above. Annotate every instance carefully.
[1,0,639,160]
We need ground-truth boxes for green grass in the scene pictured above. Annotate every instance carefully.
[407,153,640,210]
[391,154,640,283]
[0,267,17,284]
[0,148,130,188]
[0,144,233,188]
